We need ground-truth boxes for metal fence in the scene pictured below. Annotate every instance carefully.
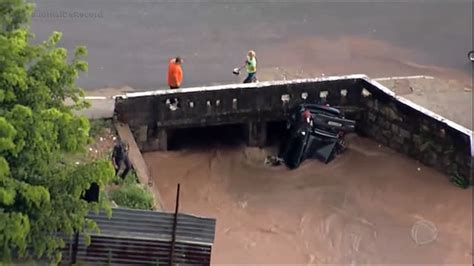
[60,208,216,265]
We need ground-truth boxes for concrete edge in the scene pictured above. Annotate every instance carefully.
[121,74,369,98]
[113,121,165,210]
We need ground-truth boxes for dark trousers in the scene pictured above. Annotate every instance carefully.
[114,156,132,179]
[243,72,256,83]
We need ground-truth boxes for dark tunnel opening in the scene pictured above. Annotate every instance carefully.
[167,121,288,151]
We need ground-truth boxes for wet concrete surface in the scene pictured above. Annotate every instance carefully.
[31,1,473,90]
[143,134,472,264]
[379,77,473,130]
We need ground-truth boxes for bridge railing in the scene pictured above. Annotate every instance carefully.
[114,75,364,129]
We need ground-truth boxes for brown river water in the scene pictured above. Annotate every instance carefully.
[143,133,472,264]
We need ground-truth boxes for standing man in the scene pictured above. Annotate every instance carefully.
[112,140,132,179]
[167,57,183,89]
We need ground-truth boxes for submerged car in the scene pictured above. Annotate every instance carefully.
[280,104,356,169]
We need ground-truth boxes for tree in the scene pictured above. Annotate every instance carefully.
[0,0,114,263]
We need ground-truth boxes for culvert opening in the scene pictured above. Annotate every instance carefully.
[168,124,246,150]
[266,121,288,146]
[166,121,289,151]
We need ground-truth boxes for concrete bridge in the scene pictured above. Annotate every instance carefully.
[115,75,366,150]
[114,74,473,183]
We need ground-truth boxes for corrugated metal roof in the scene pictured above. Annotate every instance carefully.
[88,208,216,245]
[61,207,216,265]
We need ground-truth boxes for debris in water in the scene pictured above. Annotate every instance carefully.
[265,156,283,166]
[238,200,248,209]
[411,219,438,245]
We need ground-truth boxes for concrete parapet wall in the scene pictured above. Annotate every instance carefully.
[114,74,473,183]
[115,75,364,129]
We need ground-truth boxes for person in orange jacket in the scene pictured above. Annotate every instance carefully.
[167,57,183,89]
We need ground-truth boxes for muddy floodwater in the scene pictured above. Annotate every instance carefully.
[143,134,472,264]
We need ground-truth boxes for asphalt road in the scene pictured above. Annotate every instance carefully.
[31,0,472,90]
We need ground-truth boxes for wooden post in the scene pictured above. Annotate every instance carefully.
[71,232,79,265]
[170,183,180,265]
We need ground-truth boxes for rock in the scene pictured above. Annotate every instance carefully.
[399,128,411,139]
[419,141,432,152]
[449,163,459,174]
[438,128,446,138]
[423,151,438,166]
[382,130,392,138]
[420,124,430,132]
[402,144,411,154]
[366,99,374,108]
[391,124,399,134]
[368,112,377,122]
[459,166,470,180]
[408,145,419,157]
[412,134,422,146]
[382,106,400,121]
[389,141,401,151]
[375,134,386,145]
[433,144,443,153]
[455,153,465,165]
[442,155,452,168]
[394,135,404,145]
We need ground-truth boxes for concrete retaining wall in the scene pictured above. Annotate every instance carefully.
[114,74,473,183]
[357,79,473,183]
